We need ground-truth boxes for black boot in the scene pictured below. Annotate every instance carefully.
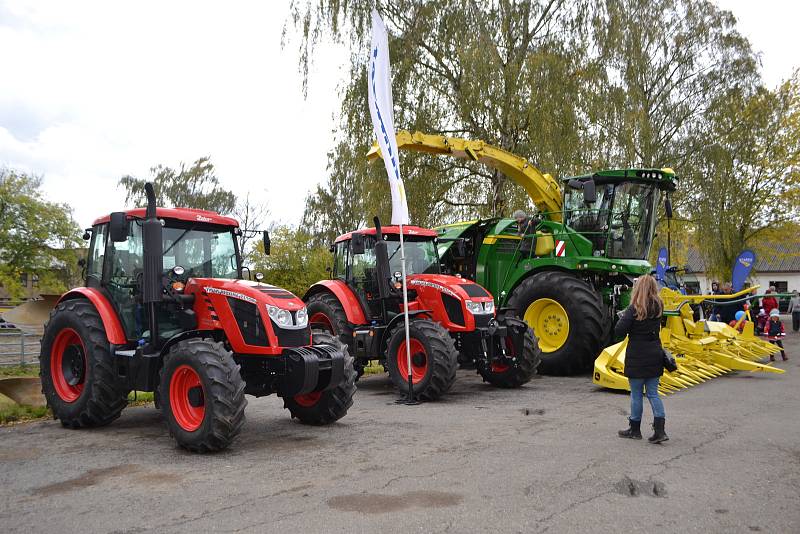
[618,419,642,439]
[648,417,669,443]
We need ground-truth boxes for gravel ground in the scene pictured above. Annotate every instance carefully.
[0,332,797,534]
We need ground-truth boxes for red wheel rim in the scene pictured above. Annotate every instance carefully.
[397,339,428,384]
[310,312,334,334]
[50,328,86,403]
[294,391,322,407]
[169,365,205,431]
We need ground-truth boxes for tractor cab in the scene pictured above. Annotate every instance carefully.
[561,168,677,261]
[87,207,244,343]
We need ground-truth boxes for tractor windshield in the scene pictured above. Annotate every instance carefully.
[162,224,240,278]
[385,237,441,275]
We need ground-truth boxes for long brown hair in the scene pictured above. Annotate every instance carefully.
[630,274,663,320]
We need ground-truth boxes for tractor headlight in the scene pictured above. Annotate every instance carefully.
[295,307,308,328]
[267,305,292,327]
[465,300,483,315]
[483,301,495,314]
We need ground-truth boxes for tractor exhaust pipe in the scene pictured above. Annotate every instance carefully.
[142,182,163,351]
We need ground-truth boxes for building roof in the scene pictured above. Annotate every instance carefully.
[687,243,800,274]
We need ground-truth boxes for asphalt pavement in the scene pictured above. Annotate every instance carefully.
[1,333,798,533]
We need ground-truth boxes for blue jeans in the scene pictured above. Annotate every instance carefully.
[628,377,665,421]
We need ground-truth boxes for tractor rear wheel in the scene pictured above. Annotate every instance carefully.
[159,338,246,452]
[39,300,128,428]
[283,331,357,425]
[507,271,604,375]
[478,325,541,388]
[305,291,364,378]
[385,320,458,401]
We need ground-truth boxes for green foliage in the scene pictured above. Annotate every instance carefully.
[0,364,40,378]
[685,74,800,280]
[119,157,237,215]
[250,225,332,296]
[0,403,49,425]
[288,0,763,248]
[0,169,83,298]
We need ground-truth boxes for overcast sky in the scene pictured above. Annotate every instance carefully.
[1,0,797,229]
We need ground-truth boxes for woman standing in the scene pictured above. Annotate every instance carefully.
[616,275,668,443]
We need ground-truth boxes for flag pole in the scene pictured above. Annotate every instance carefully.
[397,222,417,404]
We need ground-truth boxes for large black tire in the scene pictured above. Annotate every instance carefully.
[507,271,604,375]
[159,338,246,452]
[385,320,458,401]
[39,299,128,428]
[283,331,357,425]
[478,324,541,388]
[305,291,364,378]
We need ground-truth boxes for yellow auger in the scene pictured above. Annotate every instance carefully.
[593,286,785,394]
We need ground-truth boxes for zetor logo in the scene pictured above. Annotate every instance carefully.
[195,214,213,222]
[408,279,458,298]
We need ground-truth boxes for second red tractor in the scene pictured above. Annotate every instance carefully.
[304,218,541,400]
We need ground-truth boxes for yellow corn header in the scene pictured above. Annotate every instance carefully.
[593,286,785,394]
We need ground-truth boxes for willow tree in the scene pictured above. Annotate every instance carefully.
[288,0,594,243]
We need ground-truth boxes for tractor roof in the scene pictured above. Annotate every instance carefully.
[93,207,239,227]
[564,168,677,190]
[335,225,438,243]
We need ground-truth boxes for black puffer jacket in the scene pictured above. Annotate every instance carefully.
[614,305,664,379]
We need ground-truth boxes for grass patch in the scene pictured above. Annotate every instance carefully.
[0,403,50,425]
[127,391,155,406]
[0,364,40,378]
[362,363,385,376]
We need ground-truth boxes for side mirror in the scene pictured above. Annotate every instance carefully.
[351,233,366,255]
[665,196,673,218]
[82,229,92,241]
[262,231,271,256]
[109,212,128,242]
[583,179,597,204]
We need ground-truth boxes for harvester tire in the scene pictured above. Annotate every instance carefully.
[283,331,357,425]
[478,326,541,388]
[159,338,247,452]
[39,299,128,428]
[508,271,604,375]
[305,291,363,377]
[385,319,458,401]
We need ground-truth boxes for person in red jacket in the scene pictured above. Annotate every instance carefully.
[762,286,779,316]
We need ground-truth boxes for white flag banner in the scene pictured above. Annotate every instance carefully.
[367,9,409,225]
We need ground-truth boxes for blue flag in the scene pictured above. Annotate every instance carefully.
[732,249,756,291]
[656,247,668,282]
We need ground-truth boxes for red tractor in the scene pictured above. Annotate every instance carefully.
[304,217,541,401]
[39,183,356,452]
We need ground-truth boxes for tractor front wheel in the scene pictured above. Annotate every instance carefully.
[159,338,246,452]
[507,271,604,375]
[385,320,458,401]
[283,331,357,425]
[39,300,128,428]
[478,325,541,388]
[305,291,364,378]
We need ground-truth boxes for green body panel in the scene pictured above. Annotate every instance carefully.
[436,167,677,313]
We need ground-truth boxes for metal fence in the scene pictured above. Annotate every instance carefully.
[0,330,40,366]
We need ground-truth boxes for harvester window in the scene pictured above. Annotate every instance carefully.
[608,183,655,260]
[563,184,613,251]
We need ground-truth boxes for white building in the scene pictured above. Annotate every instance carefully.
[686,244,800,310]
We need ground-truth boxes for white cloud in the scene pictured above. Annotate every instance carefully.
[0,0,349,228]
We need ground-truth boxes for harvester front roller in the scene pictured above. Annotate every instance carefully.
[508,270,604,376]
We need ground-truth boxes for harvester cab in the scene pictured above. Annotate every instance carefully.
[39,183,356,452]
[304,217,541,401]
[368,130,676,375]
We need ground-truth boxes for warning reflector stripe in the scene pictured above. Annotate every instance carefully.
[555,240,566,257]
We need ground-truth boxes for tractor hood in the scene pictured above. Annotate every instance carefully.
[186,278,306,312]
[406,274,493,303]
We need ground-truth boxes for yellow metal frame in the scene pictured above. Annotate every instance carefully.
[368,130,563,222]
